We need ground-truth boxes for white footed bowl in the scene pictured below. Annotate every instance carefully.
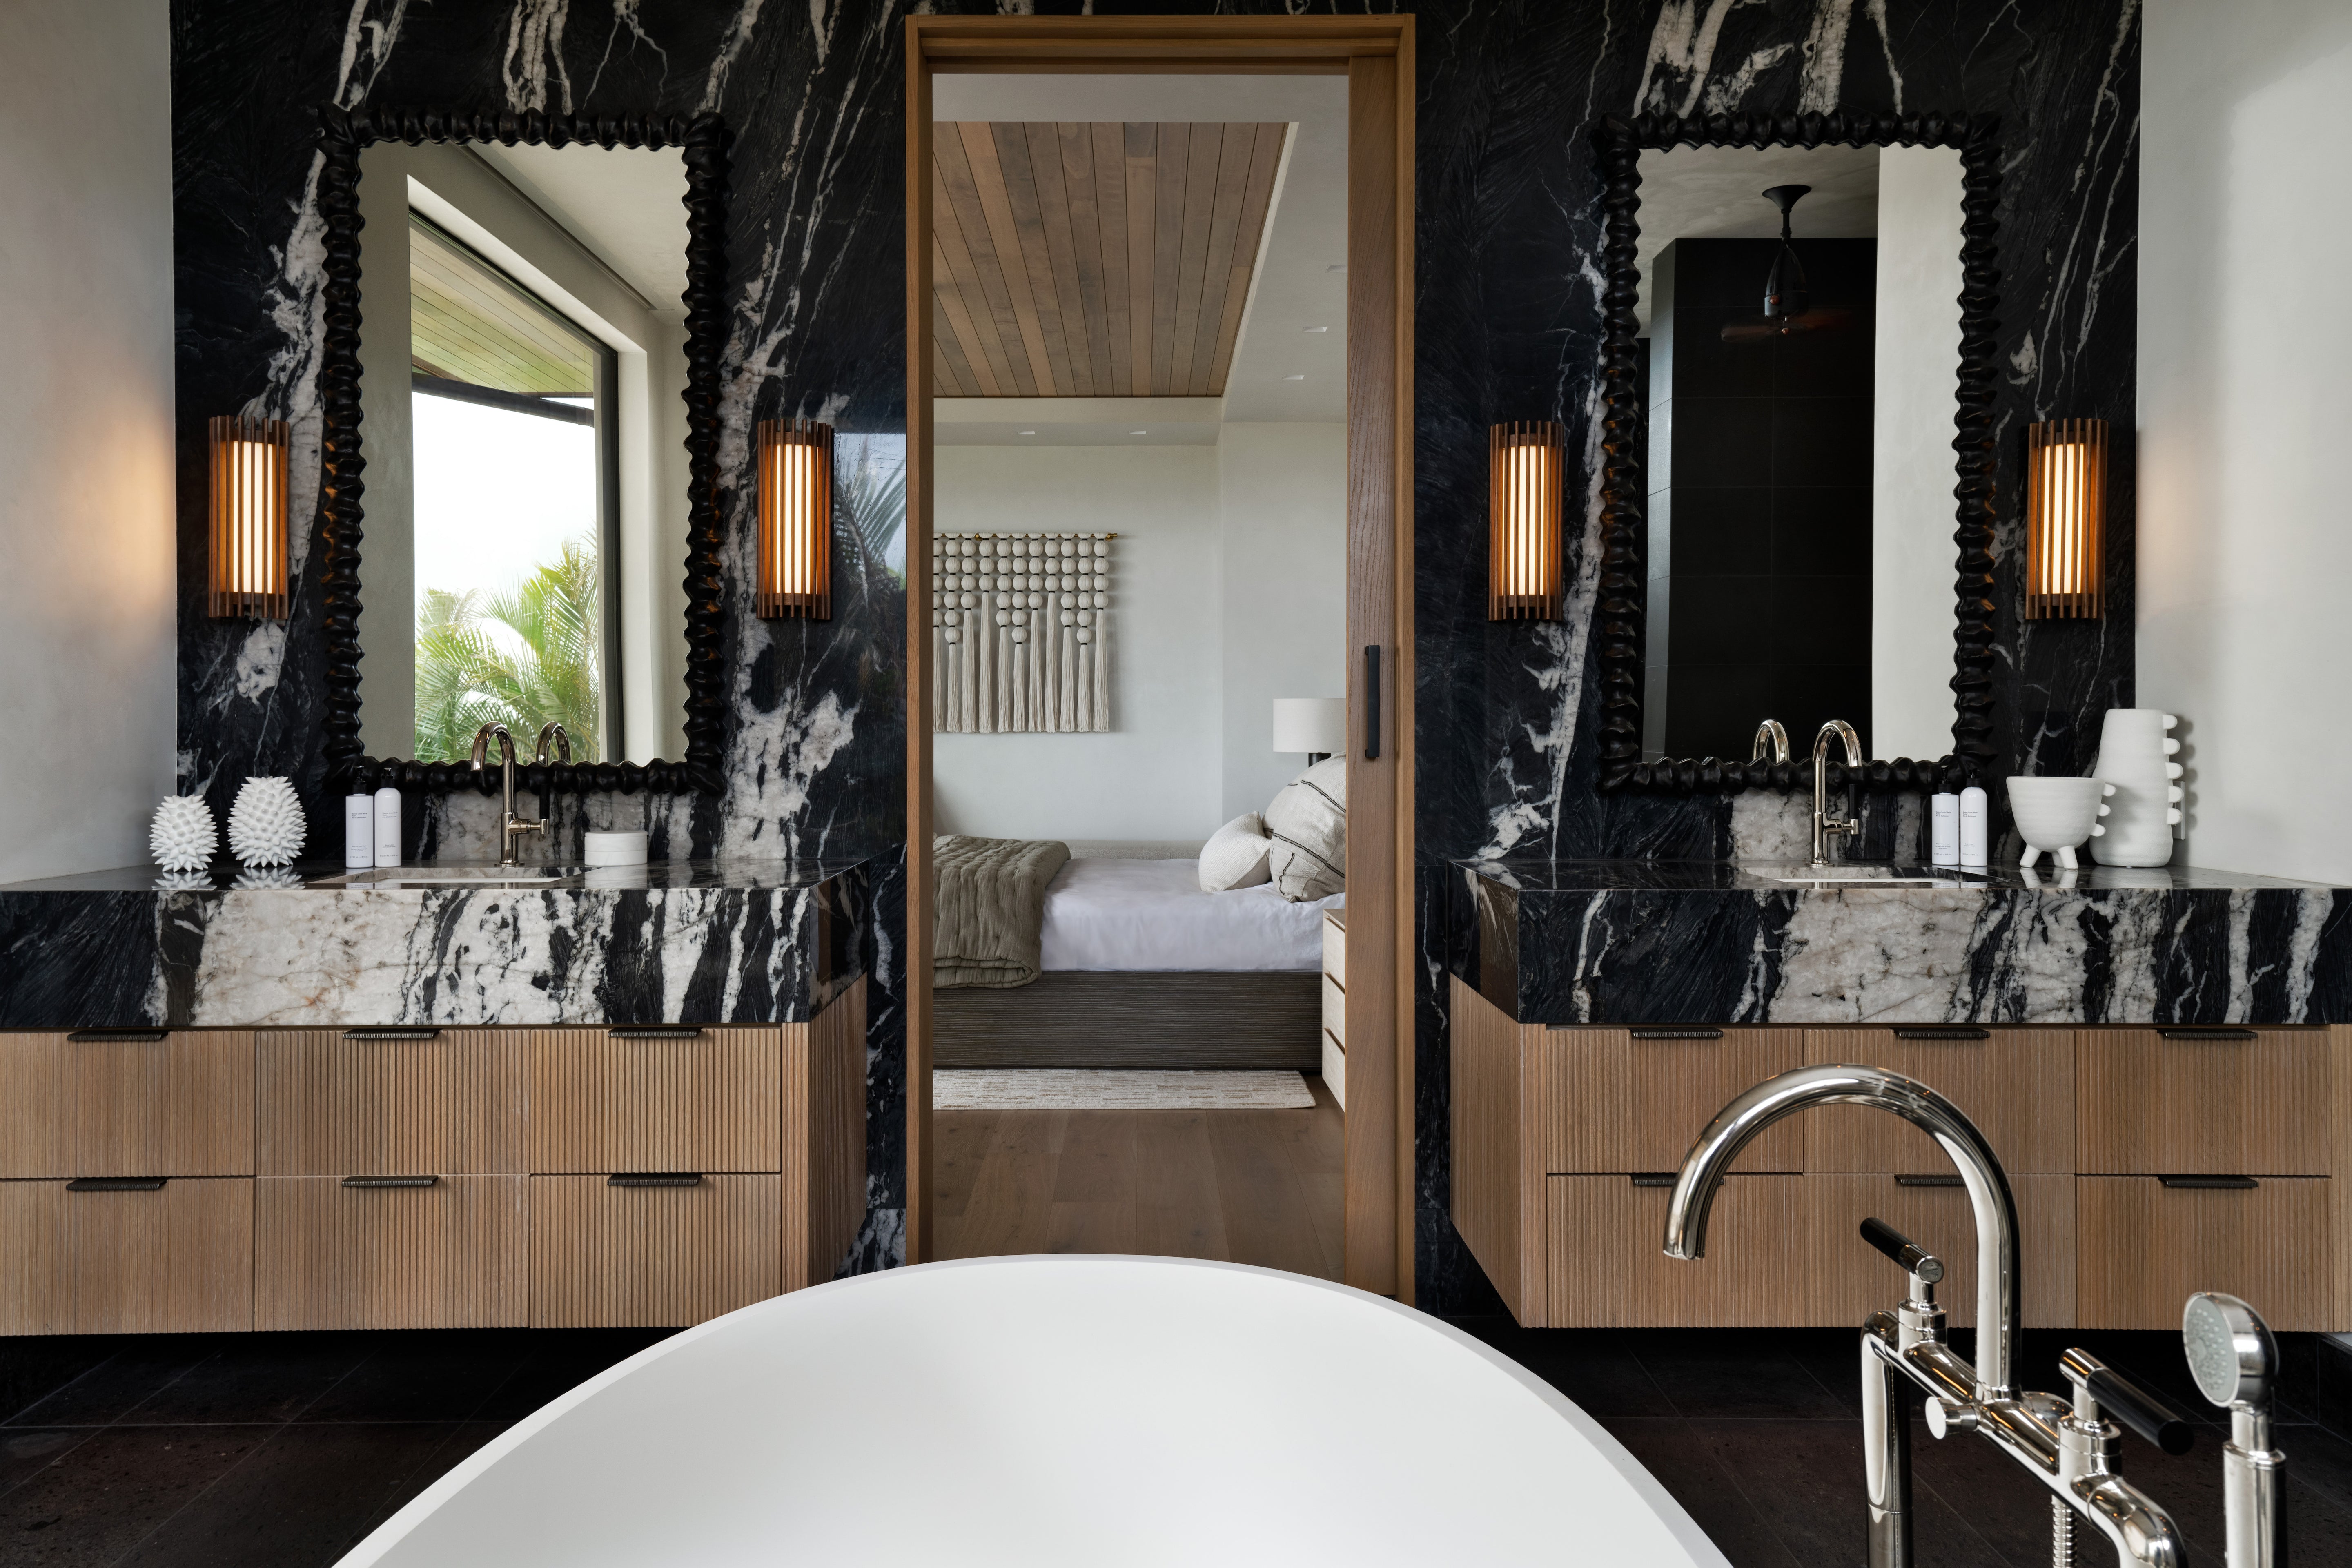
[2006,777,2114,870]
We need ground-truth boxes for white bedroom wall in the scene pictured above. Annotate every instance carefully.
[1218,423,1348,818]
[933,445,1225,839]
[2139,0,2352,883]
[1870,144,1964,764]
[0,0,178,883]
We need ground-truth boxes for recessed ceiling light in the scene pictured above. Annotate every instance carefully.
[1129,430,1147,436]
[1018,430,1038,436]
[1282,374,1307,381]
[1302,325,1330,334]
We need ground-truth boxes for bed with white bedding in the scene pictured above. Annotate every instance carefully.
[935,856,1339,1071]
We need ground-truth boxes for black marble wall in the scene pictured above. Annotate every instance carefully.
[167,0,2138,1303]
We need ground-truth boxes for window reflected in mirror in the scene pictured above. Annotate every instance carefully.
[409,216,613,763]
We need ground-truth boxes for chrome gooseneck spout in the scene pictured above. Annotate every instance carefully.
[1663,1061,2020,1397]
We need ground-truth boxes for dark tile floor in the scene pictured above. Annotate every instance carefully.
[4,1324,2350,1565]
[0,1329,668,1566]
[1455,1321,2352,1567]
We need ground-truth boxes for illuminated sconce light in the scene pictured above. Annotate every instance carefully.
[207,415,290,620]
[2024,417,2106,619]
[756,417,834,621]
[1489,420,1565,621]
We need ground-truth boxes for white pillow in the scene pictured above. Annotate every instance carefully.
[1198,813,1273,891]
[1263,757,1347,902]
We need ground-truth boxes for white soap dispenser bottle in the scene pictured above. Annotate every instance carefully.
[374,786,402,868]
[1958,786,1989,868]
[1930,793,1959,866]
[344,793,375,868]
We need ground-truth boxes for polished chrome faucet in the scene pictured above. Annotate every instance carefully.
[468,722,564,868]
[1751,718,1791,764]
[1664,1063,2199,1568]
[1811,718,1862,865]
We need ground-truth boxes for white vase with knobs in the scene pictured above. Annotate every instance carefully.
[2087,710,2183,868]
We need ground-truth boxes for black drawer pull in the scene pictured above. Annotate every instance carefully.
[341,1175,439,1189]
[343,1028,441,1041]
[1895,1173,1965,1187]
[608,1172,703,1187]
[67,1030,167,1042]
[1894,1028,1989,1041]
[2158,1175,2259,1190]
[1631,1028,1723,1041]
[67,1178,166,1192]
[609,1027,704,1040]
[1629,1173,1678,1187]
[2158,1028,2258,1041]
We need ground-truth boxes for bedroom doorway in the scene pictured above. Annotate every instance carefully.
[904,15,1415,1301]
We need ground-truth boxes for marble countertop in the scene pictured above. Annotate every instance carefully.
[0,858,871,1030]
[1451,859,2349,1027]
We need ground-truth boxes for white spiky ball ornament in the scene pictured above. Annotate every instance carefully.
[233,865,304,890]
[148,795,218,873]
[227,776,306,867]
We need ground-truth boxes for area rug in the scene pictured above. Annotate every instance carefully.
[933,1069,1316,1111]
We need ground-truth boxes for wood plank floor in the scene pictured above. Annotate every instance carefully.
[934,1076,1343,1279]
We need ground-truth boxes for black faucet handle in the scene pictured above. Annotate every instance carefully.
[1859,1217,1945,1283]
[2061,1348,2197,1455]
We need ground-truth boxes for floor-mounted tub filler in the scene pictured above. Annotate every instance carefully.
[1665,1063,2287,1568]
[335,1254,1731,1567]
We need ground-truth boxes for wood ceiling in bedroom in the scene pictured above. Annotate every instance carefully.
[931,121,1288,399]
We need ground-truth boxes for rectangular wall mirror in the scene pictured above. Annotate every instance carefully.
[1592,117,1997,793]
[315,111,729,793]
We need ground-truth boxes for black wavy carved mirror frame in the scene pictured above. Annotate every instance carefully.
[314,107,729,797]
[1588,110,1999,797]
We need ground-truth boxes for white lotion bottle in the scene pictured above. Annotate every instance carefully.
[1930,793,1959,866]
[344,794,375,868]
[1958,786,1989,867]
[374,787,402,868]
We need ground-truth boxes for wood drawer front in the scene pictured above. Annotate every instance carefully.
[2078,1177,2333,1331]
[2078,1029,2328,1175]
[529,1174,781,1327]
[1322,915,1345,978]
[1323,1030,1347,1109]
[1808,1174,2075,1329]
[528,1028,781,1174]
[0,1178,256,1335]
[1803,1029,2074,1176]
[1545,1174,1802,1327]
[2,1032,256,1178]
[259,1031,525,1176]
[783,978,869,1293]
[1321,974,1346,1048]
[1544,1029,1805,1174]
[254,1175,525,1331]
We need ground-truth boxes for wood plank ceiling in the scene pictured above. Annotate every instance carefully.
[932,122,1287,399]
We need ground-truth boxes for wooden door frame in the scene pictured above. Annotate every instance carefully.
[904,14,1416,1302]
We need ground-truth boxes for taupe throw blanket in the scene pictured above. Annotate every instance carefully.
[934,835,1071,989]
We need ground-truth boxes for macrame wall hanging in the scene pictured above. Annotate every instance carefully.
[932,531,1113,733]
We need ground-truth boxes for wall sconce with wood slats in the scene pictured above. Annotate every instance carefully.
[2025,417,2106,620]
[756,418,834,621]
[1489,420,1564,621]
[207,415,290,620]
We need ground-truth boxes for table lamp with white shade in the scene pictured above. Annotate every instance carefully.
[1272,697,1348,766]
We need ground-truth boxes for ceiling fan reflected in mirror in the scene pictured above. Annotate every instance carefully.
[1720,184,1855,344]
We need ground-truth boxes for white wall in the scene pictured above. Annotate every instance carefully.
[933,427,1347,841]
[1219,423,1348,817]
[0,1,177,881]
[1871,144,1964,763]
[2140,0,2352,882]
[934,445,1225,839]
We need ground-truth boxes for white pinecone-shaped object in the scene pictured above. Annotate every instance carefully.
[148,795,218,873]
[227,776,306,867]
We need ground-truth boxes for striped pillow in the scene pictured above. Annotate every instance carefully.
[1263,757,1347,902]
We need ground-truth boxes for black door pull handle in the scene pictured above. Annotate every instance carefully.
[1364,646,1380,760]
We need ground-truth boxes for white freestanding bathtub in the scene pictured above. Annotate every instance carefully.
[340,1256,1730,1566]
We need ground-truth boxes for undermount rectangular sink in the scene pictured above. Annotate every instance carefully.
[314,866,569,888]
[1766,875,1954,886]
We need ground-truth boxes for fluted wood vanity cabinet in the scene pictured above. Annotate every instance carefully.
[0,977,867,1336]
[1450,976,2352,1332]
